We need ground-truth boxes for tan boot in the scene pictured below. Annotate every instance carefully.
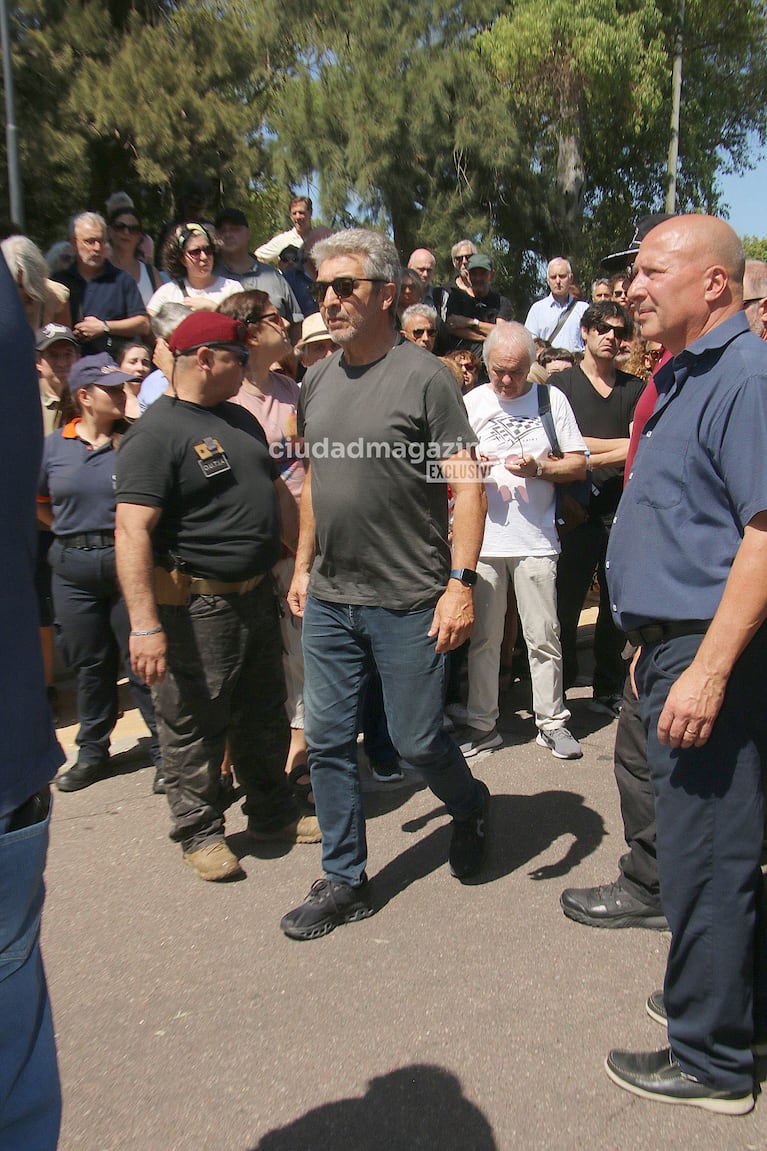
[183,841,244,881]
[249,814,321,844]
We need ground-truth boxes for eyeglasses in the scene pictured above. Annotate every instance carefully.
[185,246,213,260]
[247,311,283,327]
[453,253,472,264]
[79,236,105,247]
[112,222,142,234]
[411,328,437,339]
[309,277,386,303]
[592,321,627,339]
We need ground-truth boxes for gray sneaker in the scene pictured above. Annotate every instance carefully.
[457,726,503,758]
[536,726,583,759]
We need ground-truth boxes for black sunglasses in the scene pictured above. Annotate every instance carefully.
[592,320,628,340]
[112,222,142,234]
[411,327,437,338]
[309,277,386,303]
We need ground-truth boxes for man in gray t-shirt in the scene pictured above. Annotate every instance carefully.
[280,228,490,941]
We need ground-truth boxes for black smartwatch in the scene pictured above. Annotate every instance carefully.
[449,567,478,587]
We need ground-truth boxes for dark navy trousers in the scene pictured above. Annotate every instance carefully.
[49,540,159,767]
[636,629,767,1092]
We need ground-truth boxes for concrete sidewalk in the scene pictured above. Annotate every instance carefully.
[45,652,766,1150]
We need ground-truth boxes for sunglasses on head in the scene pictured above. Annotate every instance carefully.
[309,277,386,303]
[176,342,249,366]
[593,320,627,340]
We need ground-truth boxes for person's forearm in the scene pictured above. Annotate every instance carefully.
[115,510,160,630]
[583,436,630,466]
[106,314,151,338]
[293,466,316,575]
[537,453,587,483]
[692,513,767,682]
[449,476,486,568]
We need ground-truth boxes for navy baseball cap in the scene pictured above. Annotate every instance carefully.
[68,353,137,394]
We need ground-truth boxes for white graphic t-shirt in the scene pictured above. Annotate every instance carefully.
[464,383,586,558]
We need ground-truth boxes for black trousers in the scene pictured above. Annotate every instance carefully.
[613,674,659,904]
[556,517,625,697]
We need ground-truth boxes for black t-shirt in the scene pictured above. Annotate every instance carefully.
[116,395,280,580]
[549,364,645,517]
[441,286,514,354]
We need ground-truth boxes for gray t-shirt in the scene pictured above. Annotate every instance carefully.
[297,337,475,610]
[222,258,304,323]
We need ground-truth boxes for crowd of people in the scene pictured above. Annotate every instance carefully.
[3,189,767,1144]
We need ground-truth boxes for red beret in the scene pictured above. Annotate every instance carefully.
[168,311,248,354]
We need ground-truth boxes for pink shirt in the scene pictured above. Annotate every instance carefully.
[230,372,305,507]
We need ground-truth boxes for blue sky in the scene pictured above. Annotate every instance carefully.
[717,151,767,238]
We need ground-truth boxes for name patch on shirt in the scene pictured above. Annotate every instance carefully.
[194,437,231,479]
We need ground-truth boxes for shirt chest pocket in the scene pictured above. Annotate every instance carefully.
[634,434,690,510]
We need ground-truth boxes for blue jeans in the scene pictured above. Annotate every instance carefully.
[0,795,61,1150]
[302,595,482,886]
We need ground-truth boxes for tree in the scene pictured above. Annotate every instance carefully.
[476,0,767,284]
[743,235,767,261]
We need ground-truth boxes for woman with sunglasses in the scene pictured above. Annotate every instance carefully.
[218,291,311,795]
[148,224,240,316]
[108,208,164,306]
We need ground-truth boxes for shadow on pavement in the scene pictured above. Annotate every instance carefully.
[248,1064,497,1150]
[372,790,605,907]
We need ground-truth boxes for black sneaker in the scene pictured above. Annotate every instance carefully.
[55,760,106,792]
[280,875,374,940]
[560,880,668,930]
[646,990,767,1056]
[448,779,490,880]
[152,768,167,795]
[589,693,623,719]
[605,1047,753,1115]
[369,759,405,783]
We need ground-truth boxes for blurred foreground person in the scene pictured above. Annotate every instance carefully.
[0,250,64,1150]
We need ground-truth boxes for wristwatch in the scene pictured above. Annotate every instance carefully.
[449,567,478,587]
[535,461,544,477]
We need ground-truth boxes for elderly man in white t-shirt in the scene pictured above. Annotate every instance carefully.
[459,323,587,760]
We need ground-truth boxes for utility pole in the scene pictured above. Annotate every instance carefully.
[0,0,24,229]
[665,0,685,214]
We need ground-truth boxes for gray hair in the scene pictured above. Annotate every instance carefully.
[0,235,49,303]
[45,240,75,275]
[482,322,536,371]
[150,302,192,341]
[69,211,107,239]
[591,277,611,294]
[402,303,438,327]
[547,256,573,277]
[451,239,477,261]
[311,228,400,286]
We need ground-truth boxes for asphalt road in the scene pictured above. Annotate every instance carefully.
[44,664,767,1150]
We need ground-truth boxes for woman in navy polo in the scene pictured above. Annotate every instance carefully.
[37,354,162,793]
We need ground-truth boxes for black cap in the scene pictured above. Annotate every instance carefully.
[601,214,674,270]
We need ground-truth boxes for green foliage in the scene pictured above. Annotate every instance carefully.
[1,0,766,311]
[743,235,767,261]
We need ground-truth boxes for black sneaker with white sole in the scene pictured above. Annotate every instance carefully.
[605,1046,753,1115]
[280,875,374,940]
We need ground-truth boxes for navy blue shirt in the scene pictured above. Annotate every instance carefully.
[606,312,767,630]
[0,255,64,814]
[39,422,119,535]
[54,260,146,353]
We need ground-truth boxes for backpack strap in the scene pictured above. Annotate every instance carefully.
[537,384,563,458]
